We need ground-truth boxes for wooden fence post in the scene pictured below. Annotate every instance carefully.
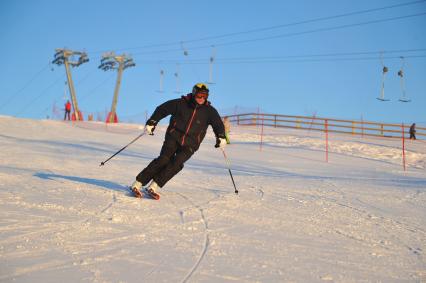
[260,114,264,151]
[308,113,316,132]
[325,119,329,163]
[402,123,406,171]
[257,107,260,127]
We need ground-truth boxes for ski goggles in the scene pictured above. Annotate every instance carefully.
[194,92,208,99]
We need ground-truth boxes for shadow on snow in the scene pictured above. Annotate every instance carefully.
[34,172,129,194]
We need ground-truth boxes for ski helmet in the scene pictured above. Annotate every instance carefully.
[192,83,209,97]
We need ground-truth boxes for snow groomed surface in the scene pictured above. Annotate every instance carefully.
[0,116,425,282]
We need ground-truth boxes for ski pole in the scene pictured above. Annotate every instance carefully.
[99,130,146,167]
[220,148,239,194]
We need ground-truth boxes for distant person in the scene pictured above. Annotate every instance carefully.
[64,100,71,121]
[409,123,416,140]
[130,83,226,199]
[223,116,231,144]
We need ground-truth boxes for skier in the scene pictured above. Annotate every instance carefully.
[409,123,416,140]
[64,100,71,121]
[131,83,227,199]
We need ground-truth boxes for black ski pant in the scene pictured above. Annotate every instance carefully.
[64,110,70,121]
[136,137,194,188]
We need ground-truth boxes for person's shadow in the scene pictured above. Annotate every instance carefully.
[34,172,130,195]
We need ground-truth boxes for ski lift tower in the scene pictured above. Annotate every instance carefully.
[99,52,135,123]
[52,48,89,120]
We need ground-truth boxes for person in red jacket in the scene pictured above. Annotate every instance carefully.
[131,83,226,199]
[64,100,71,121]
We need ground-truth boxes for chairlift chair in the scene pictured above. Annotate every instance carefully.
[377,66,390,101]
[156,70,164,93]
[397,57,411,102]
[377,53,390,101]
[180,41,189,56]
[398,97,411,102]
[398,68,410,102]
[174,65,182,94]
[207,46,216,85]
[174,72,182,94]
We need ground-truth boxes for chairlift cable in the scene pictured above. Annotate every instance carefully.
[135,53,426,65]
[126,12,426,57]
[87,0,426,55]
[15,74,65,116]
[0,63,50,111]
[79,73,115,103]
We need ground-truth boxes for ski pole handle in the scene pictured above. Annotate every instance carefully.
[99,130,146,167]
[221,148,239,194]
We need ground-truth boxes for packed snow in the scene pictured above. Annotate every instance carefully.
[0,116,425,282]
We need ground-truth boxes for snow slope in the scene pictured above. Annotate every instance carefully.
[0,116,425,282]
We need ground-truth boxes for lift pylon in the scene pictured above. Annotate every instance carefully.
[99,52,135,123]
[52,48,89,120]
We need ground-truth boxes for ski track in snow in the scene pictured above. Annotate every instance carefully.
[244,177,426,273]
[175,191,211,283]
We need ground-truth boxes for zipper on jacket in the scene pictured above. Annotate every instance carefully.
[181,108,197,145]
[169,121,177,133]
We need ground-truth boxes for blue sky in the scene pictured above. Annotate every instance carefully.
[1,0,425,124]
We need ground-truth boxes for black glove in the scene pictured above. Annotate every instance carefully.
[146,119,157,135]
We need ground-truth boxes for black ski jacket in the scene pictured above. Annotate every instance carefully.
[149,94,225,151]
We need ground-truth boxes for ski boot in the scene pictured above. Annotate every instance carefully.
[131,180,143,198]
[145,181,160,200]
